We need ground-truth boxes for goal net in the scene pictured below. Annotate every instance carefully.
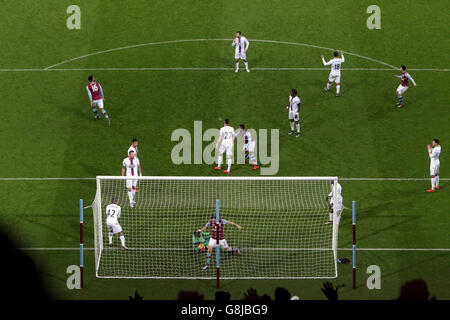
[92,176,340,279]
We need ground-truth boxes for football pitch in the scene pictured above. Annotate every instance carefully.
[0,0,449,300]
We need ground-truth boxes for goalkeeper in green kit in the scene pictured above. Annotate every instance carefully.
[193,230,210,252]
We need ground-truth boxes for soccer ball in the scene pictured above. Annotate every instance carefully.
[197,243,206,251]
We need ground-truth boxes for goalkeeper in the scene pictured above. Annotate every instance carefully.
[193,230,210,252]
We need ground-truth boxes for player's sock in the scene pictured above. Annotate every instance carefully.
[235,62,239,70]
[227,158,232,172]
[336,85,341,94]
[329,212,333,221]
[250,154,257,166]
[217,157,222,168]
[128,190,133,202]
[120,235,125,246]
[296,123,300,133]
[244,62,249,70]
[431,177,435,190]
[326,82,331,90]
[290,122,294,131]
[108,232,113,244]
[206,253,211,265]
[435,175,439,187]
[131,189,136,198]
[398,96,403,104]
[92,108,99,116]
[102,109,109,119]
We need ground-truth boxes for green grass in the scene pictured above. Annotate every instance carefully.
[0,0,449,299]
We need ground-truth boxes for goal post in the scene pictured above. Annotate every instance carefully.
[92,176,340,279]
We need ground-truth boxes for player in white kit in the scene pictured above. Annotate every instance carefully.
[321,50,345,96]
[232,31,250,72]
[105,198,128,250]
[234,124,259,170]
[325,181,343,225]
[122,150,142,207]
[427,138,441,192]
[214,118,235,174]
[285,89,301,138]
[127,138,139,192]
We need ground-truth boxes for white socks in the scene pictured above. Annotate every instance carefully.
[235,62,239,70]
[218,156,223,167]
[329,212,333,221]
[128,190,133,202]
[244,61,249,70]
[436,175,439,187]
[326,83,331,90]
[108,232,113,244]
[431,177,435,190]
[296,123,300,133]
[120,235,125,246]
[227,158,231,172]
[336,85,341,94]
[290,122,294,131]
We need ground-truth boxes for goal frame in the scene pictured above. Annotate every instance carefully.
[92,176,339,280]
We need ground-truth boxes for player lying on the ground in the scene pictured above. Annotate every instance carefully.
[105,198,128,250]
[86,75,110,124]
[232,31,250,72]
[197,216,242,270]
[193,230,211,252]
[285,89,301,137]
[325,181,343,225]
[394,65,417,108]
[234,124,259,170]
[321,50,344,97]
[122,150,142,208]
[214,118,235,174]
[427,138,441,192]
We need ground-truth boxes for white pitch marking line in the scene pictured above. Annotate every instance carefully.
[19,247,450,251]
[0,67,449,72]
[43,38,400,70]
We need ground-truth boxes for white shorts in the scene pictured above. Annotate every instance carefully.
[235,52,247,60]
[107,221,122,234]
[208,238,229,249]
[219,143,233,156]
[289,111,299,121]
[126,178,138,189]
[92,99,104,109]
[396,85,408,95]
[328,73,341,83]
[244,141,256,153]
[430,161,440,176]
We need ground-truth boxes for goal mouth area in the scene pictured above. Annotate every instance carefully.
[96,176,338,181]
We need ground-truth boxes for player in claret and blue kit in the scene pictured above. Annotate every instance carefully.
[394,65,417,108]
[86,75,110,124]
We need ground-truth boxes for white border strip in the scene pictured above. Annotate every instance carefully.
[19,247,450,251]
[0,177,448,181]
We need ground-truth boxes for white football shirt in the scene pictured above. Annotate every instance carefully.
[289,95,301,113]
[328,182,343,204]
[220,126,235,146]
[429,146,441,164]
[322,55,345,74]
[105,203,121,224]
[122,157,140,177]
[128,145,138,157]
[233,36,249,54]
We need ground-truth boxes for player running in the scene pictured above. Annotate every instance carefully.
[321,51,345,96]
[232,31,250,73]
[285,89,301,137]
[122,150,142,208]
[86,75,110,124]
[234,124,259,170]
[427,138,441,192]
[394,65,417,108]
[215,118,235,174]
[197,216,242,270]
[325,181,343,225]
[105,198,128,250]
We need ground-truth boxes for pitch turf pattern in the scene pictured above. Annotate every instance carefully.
[0,0,449,299]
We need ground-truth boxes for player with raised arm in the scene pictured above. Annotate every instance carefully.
[232,31,250,73]
[427,138,441,192]
[86,75,110,124]
[235,124,259,170]
[214,118,235,174]
[105,198,128,250]
[394,65,417,108]
[325,181,343,225]
[198,215,242,270]
[285,89,301,137]
[122,150,142,208]
[321,51,345,96]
